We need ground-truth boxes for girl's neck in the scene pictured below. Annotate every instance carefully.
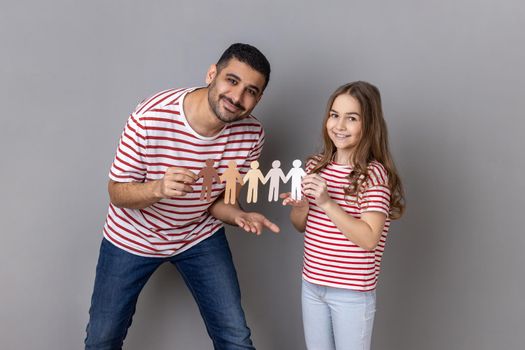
[332,150,353,165]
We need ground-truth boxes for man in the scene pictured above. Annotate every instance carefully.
[85,43,278,350]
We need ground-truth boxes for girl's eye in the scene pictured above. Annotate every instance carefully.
[228,78,237,85]
[330,113,338,118]
[348,116,356,121]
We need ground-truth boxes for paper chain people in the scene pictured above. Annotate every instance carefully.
[221,160,244,205]
[197,159,222,202]
[196,159,306,204]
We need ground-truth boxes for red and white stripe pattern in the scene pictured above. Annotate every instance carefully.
[302,159,391,291]
[103,87,264,257]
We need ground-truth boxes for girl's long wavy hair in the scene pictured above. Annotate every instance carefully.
[308,81,405,219]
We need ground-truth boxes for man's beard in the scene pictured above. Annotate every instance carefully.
[208,81,247,123]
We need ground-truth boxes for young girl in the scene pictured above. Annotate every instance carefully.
[282,81,405,350]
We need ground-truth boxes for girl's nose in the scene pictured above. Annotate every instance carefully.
[335,117,346,129]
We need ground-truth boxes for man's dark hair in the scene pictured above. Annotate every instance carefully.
[216,43,271,90]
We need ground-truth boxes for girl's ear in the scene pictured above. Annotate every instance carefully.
[205,64,218,84]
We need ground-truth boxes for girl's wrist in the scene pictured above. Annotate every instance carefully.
[290,201,309,215]
[318,198,335,212]
[292,204,309,214]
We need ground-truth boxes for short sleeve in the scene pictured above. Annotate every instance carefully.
[108,112,148,183]
[245,126,265,164]
[305,155,321,174]
[358,162,391,216]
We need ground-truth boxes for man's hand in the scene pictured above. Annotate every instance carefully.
[108,167,199,209]
[154,167,198,199]
[234,212,280,235]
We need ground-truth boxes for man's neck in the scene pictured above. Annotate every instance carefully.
[183,88,225,137]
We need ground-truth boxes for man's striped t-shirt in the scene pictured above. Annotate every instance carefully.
[103,87,264,257]
[302,159,391,291]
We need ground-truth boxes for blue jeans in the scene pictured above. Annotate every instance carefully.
[85,228,254,350]
[302,279,376,350]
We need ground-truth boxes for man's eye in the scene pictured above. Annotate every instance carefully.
[247,89,257,96]
[228,78,237,85]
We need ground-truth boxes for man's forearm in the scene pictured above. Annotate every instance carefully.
[209,197,244,225]
[108,180,163,209]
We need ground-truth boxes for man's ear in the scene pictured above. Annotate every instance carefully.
[206,64,218,84]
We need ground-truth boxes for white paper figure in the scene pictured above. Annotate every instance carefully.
[285,159,306,200]
[264,160,288,202]
[243,161,267,203]
[221,160,244,205]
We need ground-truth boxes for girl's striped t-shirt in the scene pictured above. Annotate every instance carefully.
[302,159,391,291]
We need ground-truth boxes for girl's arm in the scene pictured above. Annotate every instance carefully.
[280,192,309,232]
[302,174,386,251]
[318,200,386,250]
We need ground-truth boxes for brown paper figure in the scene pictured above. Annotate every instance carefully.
[221,160,244,205]
[197,159,222,202]
[243,161,267,203]
[285,159,307,200]
[264,160,288,202]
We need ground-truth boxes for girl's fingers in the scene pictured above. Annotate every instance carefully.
[303,174,323,183]
[304,189,321,198]
[283,197,307,207]
[303,178,324,188]
[302,183,321,192]
[283,198,296,206]
[303,189,314,197]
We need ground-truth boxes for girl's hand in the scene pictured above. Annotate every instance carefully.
[301,174,331,207]
[280,192,309,208]
[280,192,310,232]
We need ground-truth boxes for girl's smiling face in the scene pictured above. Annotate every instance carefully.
[326,94,363,162]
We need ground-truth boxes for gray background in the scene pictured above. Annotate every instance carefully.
[2,0,524,349]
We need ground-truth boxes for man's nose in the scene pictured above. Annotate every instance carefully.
[229,85,243,104]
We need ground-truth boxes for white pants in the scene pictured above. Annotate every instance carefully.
[302,279,376,350]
